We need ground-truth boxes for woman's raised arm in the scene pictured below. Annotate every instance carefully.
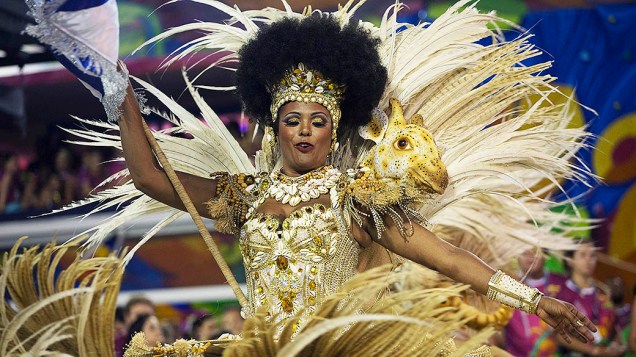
[363,213,598,345]
[118,83,216,218]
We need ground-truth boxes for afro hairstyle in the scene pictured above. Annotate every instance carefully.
[236,15,387,140]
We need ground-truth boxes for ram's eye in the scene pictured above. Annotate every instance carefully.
[394,138,412,150]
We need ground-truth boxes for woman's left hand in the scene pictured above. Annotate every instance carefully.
[536,296,597,344]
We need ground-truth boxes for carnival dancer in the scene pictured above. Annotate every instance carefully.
[2,1,600,356]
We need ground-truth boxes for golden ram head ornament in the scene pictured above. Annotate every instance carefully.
[359,99,448,194]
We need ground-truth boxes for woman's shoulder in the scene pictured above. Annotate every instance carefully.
[211,171,270,196]
[207,171,271,234]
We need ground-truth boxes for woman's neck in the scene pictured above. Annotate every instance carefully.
[527,269,545,280]
[280,165,326,177]
[571,272,593,288]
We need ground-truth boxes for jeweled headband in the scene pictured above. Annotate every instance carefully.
[269,63,345,131]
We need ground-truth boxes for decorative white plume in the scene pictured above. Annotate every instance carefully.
[357,0,596,265]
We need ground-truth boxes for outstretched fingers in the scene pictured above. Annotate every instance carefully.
[539,299,598,344]
[542,313,573,343]
[566,304,596,342]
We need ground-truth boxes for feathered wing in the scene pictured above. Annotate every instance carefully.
[330,0,596,332]
[355,0,596,266]
[0,237,124,356]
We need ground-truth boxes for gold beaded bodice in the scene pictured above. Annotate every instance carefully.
[208,167,361,328]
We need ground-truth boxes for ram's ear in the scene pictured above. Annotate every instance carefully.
[410,113,424,127]
[359,107,389,144]
[387,98,407,129]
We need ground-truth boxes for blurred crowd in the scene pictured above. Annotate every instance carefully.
[0,145,120,219]
[115,296,244,357]
[497,241,636,357]
[0,116,262,220]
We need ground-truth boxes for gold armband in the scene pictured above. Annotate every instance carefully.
[486,270,543,315]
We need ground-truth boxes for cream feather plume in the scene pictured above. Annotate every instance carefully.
[350,0,597,267]
[0,237,124,356]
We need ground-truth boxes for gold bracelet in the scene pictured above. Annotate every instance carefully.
[486,270,543,315]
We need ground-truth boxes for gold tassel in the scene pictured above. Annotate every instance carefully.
[205,197,234,234]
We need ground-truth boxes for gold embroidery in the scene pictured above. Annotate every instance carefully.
[208,168,363,331]
[240,201,360,330]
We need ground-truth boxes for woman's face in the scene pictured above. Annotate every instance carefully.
[197,317,219,340]
[518,249,545,277]
[277,101,332,176]
[142,315,164,347]
[568,243,597,278]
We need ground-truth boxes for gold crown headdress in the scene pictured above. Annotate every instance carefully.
[269,63,345,131]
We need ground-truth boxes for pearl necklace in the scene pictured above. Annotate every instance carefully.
[268,166,340,206]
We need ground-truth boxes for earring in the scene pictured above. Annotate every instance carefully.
[329,126,338,154]
[261,126,279,170]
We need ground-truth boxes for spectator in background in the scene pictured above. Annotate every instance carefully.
[555,240,625,356]
[116,296,156,357]
[221,306,243,336]
[0,153,21,214]
[124,296,155,331]
[626,284,636,355]
[605,277,631,337]
[20,168,39,213]
[19,146,78,212]
[123,314,165,352]
[77,150,107,198]
[114,307,127,343]
[36,173,63,211]
[191,314,222,341]
[502,249,563,356]
[53,147,75,206]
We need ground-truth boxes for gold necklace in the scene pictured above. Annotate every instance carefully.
[268,166,340,206]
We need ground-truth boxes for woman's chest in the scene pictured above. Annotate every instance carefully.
[240,203,354,268]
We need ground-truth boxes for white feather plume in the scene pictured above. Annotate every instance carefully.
[360,0,596,264]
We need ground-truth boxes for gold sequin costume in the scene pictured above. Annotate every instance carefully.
[208,166,361,328]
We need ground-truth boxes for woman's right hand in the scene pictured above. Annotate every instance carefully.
[535,296,596,344]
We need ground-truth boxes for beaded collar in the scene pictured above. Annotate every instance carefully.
[267,166,340,206]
